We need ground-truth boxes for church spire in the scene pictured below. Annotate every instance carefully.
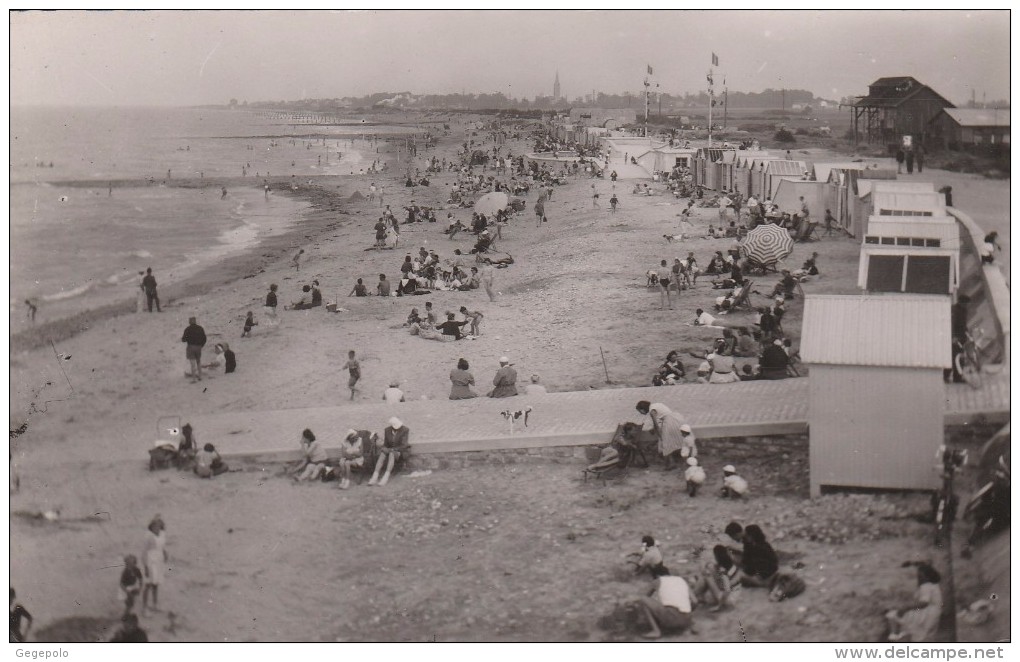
[553,71,561,100]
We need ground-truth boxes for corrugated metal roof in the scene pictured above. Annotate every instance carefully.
[801,294,953,368]
[943,108,1010,128]
[764,160,808,176]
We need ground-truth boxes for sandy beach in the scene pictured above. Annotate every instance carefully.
[10,113,1009,642]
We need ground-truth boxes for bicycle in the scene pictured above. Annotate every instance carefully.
[953,328,985,389]
[932,446,967,548]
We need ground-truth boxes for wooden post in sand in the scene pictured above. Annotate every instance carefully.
[600,346,611,384]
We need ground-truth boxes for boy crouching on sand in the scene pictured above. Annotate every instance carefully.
[684,457,706,497]
[720,464,749,499]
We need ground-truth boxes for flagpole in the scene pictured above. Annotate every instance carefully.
[708,69,713,148]
[644,77,649,138]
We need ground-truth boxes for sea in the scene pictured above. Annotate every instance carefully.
[9,106,416,330]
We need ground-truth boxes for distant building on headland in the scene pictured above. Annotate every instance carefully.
[928,108,1010,154]
[553,71,561,101]
[851,76,954,146]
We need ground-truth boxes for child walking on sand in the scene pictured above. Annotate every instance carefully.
[119,554,144,617]
[241,311,257,337]
[343,350,361,400]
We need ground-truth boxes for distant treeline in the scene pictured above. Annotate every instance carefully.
[240,88,831,113]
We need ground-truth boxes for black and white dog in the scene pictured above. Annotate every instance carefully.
[500,406,533,434]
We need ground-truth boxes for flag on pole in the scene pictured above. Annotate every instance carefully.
[647,64,653,75]
[711,52,719,66]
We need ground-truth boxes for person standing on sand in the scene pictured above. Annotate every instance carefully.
[25,299,37,324]
[142,268,161,312]
[592,183,600,208]
[481,263,497,301]
[141,516,167,615]
[181,317,207,382]
[291,249,304,272]
[264,284,279,328]
[534,193,546,227]
[342,350,361,400]
[657,260,674,310]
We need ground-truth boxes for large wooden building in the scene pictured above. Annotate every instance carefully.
[851,77,955,146]
[928,108,1010,153]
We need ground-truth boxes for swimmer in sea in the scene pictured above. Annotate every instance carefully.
[25,299,36,324]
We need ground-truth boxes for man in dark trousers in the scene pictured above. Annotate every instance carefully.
[181,316,207,382]
[142,267,161,312]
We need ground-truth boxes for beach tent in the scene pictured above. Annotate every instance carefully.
[716,151,741,192]
[772,179,833,222]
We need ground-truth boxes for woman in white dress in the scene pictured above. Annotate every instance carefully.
[886,563,943,642]
[142,516,168,614]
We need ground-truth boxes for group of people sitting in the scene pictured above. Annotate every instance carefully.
[405,302,484,342]
[149,423,229,478]
[625,522,801,638]
[285,417,411,490]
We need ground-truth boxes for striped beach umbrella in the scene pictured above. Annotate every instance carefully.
[740,223,794,266]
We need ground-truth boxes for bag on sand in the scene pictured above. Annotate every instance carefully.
[768,573,806,602]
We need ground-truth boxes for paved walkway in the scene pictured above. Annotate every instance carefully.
[189,372,1009,462]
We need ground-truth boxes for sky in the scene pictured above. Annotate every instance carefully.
[9,9,1011,107]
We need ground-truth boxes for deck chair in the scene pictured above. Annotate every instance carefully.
[731,279,755,311]
[583,423,651,483]
[744,259,779,275]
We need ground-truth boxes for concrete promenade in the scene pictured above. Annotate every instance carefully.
[189,371,1009,463]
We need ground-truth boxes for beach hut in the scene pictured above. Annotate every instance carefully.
[693,147,731,190]
[761,160,808,199]
[828,168,898,237]
[801,294,952,496]
[749,156,780,198]
[717,151,740,192]
[733,152,768,196]
[858,182,959,294]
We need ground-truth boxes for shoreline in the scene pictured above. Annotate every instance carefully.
[9,177,364,353]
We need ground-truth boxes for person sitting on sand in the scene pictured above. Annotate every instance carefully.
[194,443,228,478]
[768,270,798,300]
[110,613,148,643]
[289,429,328,482]
[489,356,518,397]
[524,374,547,395]
[690,545,736,611]
[368,417,410,487]
[660,351,686,384]
[377,273,391,297]
[735,524,778,588]
[793,252,819,278]
[449,358,477,400]
[693,308,717,327]
[336,430,366,490]
[222,343,236,374]
[437,313,469,340]
[628,535,668,577]
[383,381,405,404]
[634,566,695,639]
[759,339,790,380]
[405,308,422,327]
[720,464,749,499]
[885,563,943,642]
[348,278,368,297]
